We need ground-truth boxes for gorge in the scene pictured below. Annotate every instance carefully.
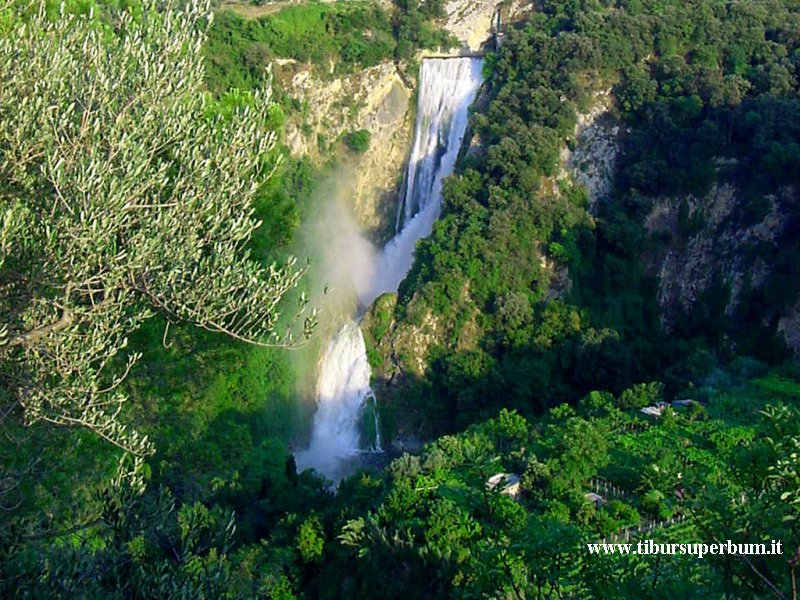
[7,1,800,596]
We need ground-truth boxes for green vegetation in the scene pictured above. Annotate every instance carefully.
[6,366,800,597]
[204,0,455,98]
[376,0,800,440]
[3,0,800,598]
[343,128,371,152]
[204,3,395,94]
[0,0,312,462]
[327,373,800,597]
[392,0,450,60]
[0,0,322,595]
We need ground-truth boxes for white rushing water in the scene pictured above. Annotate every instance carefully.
[294,322,378,481]
[295,57,484,482]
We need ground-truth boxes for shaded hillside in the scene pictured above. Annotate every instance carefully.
[365,0,800,441]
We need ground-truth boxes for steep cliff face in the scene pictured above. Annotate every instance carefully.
[562,95,800,357]
[443,0,497,51]
[644,183,800,353]
[562,90,620,213]
[276,0,516,240]
[361,286,484,442]
[366,86,800,406]
[362,281,482,385]
[780,301,800,356]
[363,90,613,390]
[279,62,413,241]
[444,0,532,52]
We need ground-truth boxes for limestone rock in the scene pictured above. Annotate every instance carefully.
[282,62,413,240]
[645,183,798,347]
[443,0,530,52]
[563,89,620,213]
[444,0,501,51]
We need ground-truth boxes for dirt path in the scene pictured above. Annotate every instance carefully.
[219,0,373,20]
[219,0,305,19]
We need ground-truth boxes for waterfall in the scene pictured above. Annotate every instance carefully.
[367,58,484,307]
[294,322,377,481]
[295,57,484,482]
[398,58,485,230]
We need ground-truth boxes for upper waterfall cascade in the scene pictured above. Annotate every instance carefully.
[295,58,484,482]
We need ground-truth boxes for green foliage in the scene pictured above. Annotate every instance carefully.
[752,372,800,400]
[0,2,321,596]
[2,484,306,598]
[0,0,313,465]
[204,4,395,94]
[391,0,455,60]
[380,0,800,442]
[5,0,800,598]
[343,128,371,153]
[203,1,456,98]
[320,373,800,598]
[296,515,325,563]
[617,382,663,410]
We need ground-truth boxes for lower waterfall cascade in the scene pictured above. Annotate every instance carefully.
[295,57,484,482]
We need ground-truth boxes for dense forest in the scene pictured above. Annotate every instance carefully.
[1,0,800,598]
[371,0,800,437]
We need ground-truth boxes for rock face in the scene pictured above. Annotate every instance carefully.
[566,90,620,213]
[779,301,800,356]
[363,282,481,382]
[443,0,530,52]
[363,293,437,379]
[275,0,530,239]
[644,183,799,351]
[281,62,413,241]
[562,89,620,213]
[561,93,800,356]
[444,0,501,51]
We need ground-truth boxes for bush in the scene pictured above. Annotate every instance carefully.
[344,129,371,153]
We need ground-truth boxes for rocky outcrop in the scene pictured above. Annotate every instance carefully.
[645,183,799,349]
[444,0,502,51]
[779,301,800,356]
[280,62,413,240]
[273,1,533,239]
[443,0,531,52]
[362,279,482,387]
[545,91,621,298]
[561,91,800,356]
[562,89,620,213]
[363,294,441,379]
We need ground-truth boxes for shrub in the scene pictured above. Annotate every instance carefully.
[344,129,371,153]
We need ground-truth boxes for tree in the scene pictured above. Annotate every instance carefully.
[0,0,314,469]
[297,515,325,564]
